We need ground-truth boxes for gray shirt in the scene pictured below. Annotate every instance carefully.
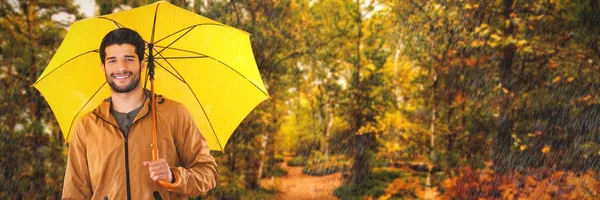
[110,103,144,137]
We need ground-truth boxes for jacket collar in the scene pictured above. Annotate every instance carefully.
[93,89,157,127]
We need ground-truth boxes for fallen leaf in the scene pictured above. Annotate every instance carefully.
[542,145,551,155]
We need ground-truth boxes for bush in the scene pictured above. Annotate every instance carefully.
[260,178,283,193]
[334,169,404,199]
[371,157,391,168]
[273,155,284,163]
[207,170,247,200]
[287,156,307,166]
[262,165,288,177]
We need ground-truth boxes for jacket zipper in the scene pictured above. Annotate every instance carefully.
[93,108,150,200]
[124,134,131,200]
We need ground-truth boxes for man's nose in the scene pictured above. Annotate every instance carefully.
[116,59,129,69]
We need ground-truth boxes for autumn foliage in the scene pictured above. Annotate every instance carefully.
[441,167,600,199]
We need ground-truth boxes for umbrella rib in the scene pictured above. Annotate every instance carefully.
[152,45,270,97]
[151,48,224,151]
[153,56,208,59]
[150,2,160,43]
[33,50,99,86]
[209,58,270,97]
[98,17,124,28]
[153,45,202,56]
[152,60,186,83]
[181,78,224,151]
[154,23,224,44]
[143,64,150,90]
[66,82,108,141]
[152,46,187,83]
[154,26,196,56]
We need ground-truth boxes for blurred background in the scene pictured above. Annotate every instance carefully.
[2,0,600,199]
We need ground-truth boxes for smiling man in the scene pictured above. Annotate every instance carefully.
[62,28,218,200]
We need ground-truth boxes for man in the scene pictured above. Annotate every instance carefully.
[62,28,218,199]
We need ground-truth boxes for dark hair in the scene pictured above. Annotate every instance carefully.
[99,28,145,65]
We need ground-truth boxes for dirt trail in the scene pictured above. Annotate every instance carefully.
[261,157,342,200]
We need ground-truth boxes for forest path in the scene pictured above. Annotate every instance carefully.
[261,156,342,200]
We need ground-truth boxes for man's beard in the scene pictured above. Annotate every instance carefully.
[106,71,141,93]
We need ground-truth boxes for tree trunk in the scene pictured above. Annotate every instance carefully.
[394,40,404,106]
[325,110,333,157]
[494,0,517,173]
[349,0,370,186]
[256,132,267,180]
[427,69,438,189]
[229,138,236,171]
[351,134,374,186]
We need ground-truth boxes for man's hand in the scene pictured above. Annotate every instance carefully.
[143,159,173,183]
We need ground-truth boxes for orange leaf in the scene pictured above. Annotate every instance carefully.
[582,95,592,102]
[535,131,543,136]
[465,58,477,66]
[542,145,551,154]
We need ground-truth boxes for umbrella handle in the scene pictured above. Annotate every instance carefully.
[158,172,181,189]
[151,78,181,189]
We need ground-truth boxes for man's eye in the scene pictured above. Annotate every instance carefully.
[108,60,116,63]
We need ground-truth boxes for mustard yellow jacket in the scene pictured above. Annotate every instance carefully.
[62,94,218,199]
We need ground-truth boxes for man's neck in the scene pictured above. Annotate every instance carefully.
[110,87,145,113]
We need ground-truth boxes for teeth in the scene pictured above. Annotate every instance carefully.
[111,72,132,80]
[114,75,129,79]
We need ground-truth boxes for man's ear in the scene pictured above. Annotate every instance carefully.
[101,62,105,72]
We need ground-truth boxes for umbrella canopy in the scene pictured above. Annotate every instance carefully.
[33,1,269,152]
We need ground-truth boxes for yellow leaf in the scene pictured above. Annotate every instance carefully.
[488,40,499,48]
[520,145,527,151]
[480,29,490,36]
[365,63,376,71]
[505,35,517,46]
[471,40,483,47]
[502,87,509,94]
[567,77,574,82]
[491,34,502,41]
[542,145,551,154]
[552,76,561,83]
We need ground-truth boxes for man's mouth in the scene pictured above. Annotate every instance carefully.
[111,72,133,80]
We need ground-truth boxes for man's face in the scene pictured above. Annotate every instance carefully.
[101,44,144,93]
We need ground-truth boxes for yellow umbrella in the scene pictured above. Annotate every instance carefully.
[33,1,269,153]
